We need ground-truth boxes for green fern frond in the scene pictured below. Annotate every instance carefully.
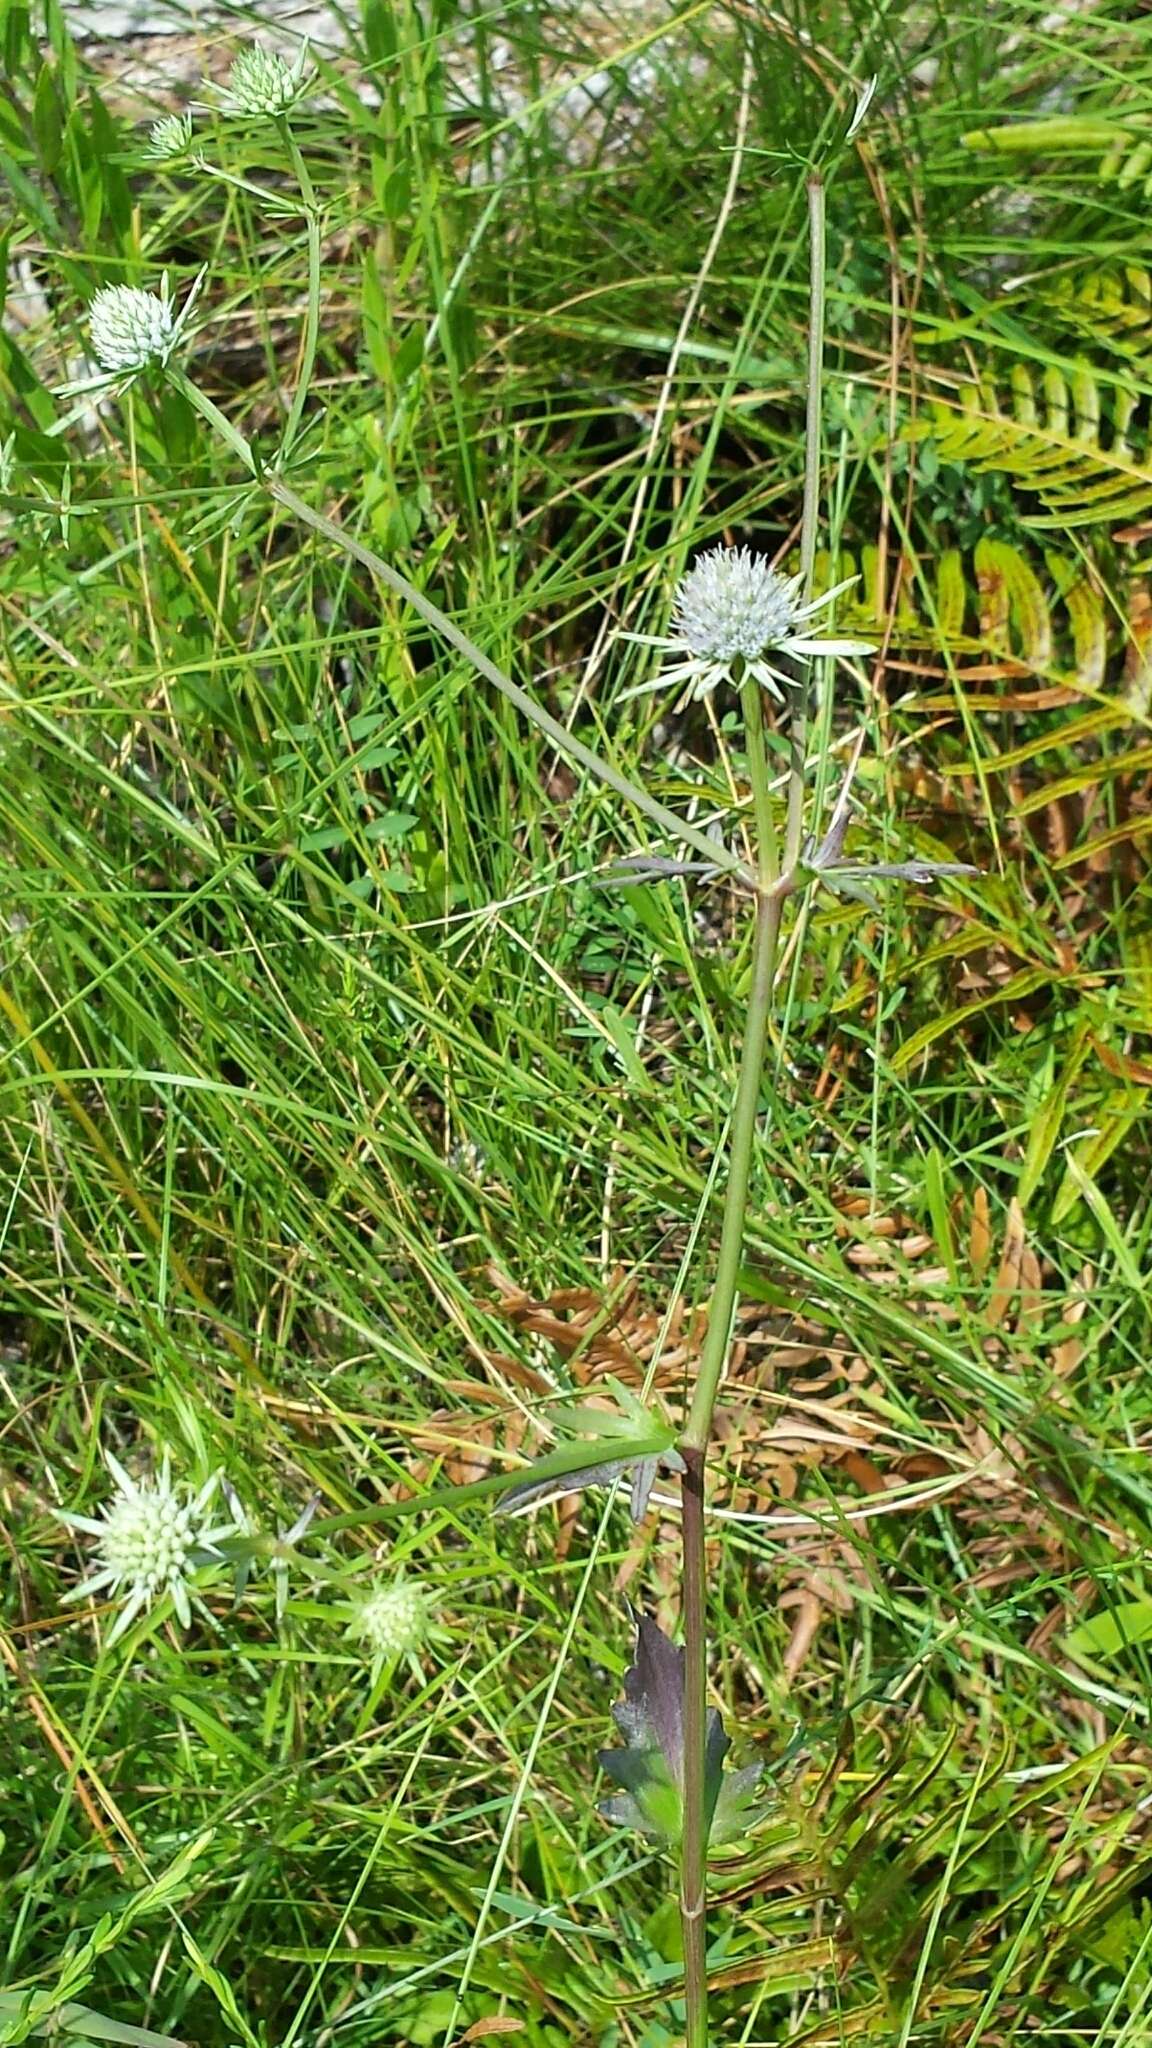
[815,541,1107,689]
[1025,266,1152,362]
[905,363,1152,528]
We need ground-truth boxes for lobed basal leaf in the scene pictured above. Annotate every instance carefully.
[598,1615,763,1847]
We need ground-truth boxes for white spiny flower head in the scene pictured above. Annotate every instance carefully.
[86,271,201,379]
[57,1451,236,1642]
[146,110,194,160]
[222,41,314,119]
[623,545,875,705]
[674,547,803,662]
[350,1578,430,1662]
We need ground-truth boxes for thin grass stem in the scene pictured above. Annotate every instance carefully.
[278,125,322,464]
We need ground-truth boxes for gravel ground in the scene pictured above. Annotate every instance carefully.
[54,0,715,170]
[68,0,341,39]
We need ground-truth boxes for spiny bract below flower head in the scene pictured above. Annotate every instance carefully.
[624,545,874,705]
[57,1451,236,1643]
[350,1579,430,1661]
[146,110,194,160]
[222,42,314,119]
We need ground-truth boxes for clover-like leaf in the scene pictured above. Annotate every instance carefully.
[598,1616,762,1846]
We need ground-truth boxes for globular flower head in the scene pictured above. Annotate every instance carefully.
[350,1578,430,1662]
[88,283,175,374]
[624,545,874,705]
[57,1452,236,1643]
[146,110,194,161]
[221,42,314,119]
[85,272,201,380]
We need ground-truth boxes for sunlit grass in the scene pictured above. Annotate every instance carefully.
[3,0,1152,2042]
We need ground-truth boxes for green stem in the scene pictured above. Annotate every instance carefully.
[680,1443,709,2048]
[172,360,756,880]
[677,885,781,2047]
[279,125,322,465]
[798,171,826,607]
[785,169,827,879]
[264,476,753,882]
[165,372,752,881]
[171,373,260,478]
[681,886,780,1457]
[739,671,779,888]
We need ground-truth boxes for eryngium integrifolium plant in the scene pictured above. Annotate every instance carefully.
[350,1578,432,1664]
[56,1452,238,1643]
[78,68,969,2042]
[145,110,194,160]
[624,544,874,704]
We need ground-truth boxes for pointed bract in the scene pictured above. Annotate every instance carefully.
[493,1385,683,1523]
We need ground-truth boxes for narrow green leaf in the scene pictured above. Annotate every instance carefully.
[891,968,1052,1074]
[1017,1029,1090,1209]
[1066,1599,1152,1662]
[1051,1095,1144,1225]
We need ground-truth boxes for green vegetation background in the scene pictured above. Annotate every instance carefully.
[4,0,1152,2042]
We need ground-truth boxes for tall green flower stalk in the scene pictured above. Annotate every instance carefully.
[677,167,829,2048]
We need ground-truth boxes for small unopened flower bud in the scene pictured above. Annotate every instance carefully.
[146,111,194,160]
[222,42,314,119]
[350,1579,430,1660]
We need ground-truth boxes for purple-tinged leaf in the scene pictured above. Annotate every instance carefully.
[598,1616,764,1846]
[799,733,978,898]
[839,859,978,882]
